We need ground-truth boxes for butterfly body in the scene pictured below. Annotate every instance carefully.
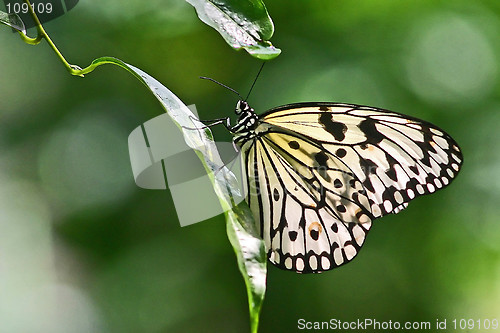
[228,100,462,273]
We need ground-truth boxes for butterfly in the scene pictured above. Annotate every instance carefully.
[216,98,463,274]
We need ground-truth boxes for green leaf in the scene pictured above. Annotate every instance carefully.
[90,57,267,332]
[0,10,26,34]
[226,202,267,333]
[186,0,281,60]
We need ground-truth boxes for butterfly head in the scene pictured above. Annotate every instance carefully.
[235,100,252,115]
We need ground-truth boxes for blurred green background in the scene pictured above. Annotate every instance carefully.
[1,0,499,332]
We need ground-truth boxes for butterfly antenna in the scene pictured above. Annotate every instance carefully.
[199,76,244,100]
[245,62,265,101]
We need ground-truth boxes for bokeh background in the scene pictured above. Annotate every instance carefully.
[1,0,499,332]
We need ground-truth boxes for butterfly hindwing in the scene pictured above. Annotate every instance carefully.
[241,130,373,273]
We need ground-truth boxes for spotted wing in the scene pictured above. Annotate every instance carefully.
[240,132,373,273]
[259,103,463,218]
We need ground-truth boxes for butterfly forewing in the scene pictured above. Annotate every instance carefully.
[234,102,462,273]
[260,103,463,218]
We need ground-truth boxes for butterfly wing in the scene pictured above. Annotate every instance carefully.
[259,103,463,218]
[239,102,462,273]
[241,133,372,273]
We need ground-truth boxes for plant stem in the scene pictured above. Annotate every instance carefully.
[22,0,106,77]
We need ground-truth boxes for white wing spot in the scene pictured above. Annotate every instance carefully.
[394,191,404,204]
[430,128,444,136]
[284,257,293,270]
[321,256,331,270]
[371,204,382,217]
[407,123,422,130]
[434,178,442,189]
[427,183,435,193]
[384,200,393,212]
[344,245,357,260]
[296,257,305,271]
[452,154,461,163]
[416,184,425,194]
[333,246,343,265]
[407,188,415,199]
[309,256,318,271]
[269,250,277,263]
[433,135,449,149]
[358,213,370,223]
[352,224,366,246]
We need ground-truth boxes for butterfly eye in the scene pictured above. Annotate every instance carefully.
[236,100,250,115]
[235,101,243,115]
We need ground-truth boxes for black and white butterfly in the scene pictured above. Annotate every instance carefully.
[214,98,463,274]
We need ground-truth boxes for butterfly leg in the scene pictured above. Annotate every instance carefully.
[182,115,232,131]
[200,117,232,131]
